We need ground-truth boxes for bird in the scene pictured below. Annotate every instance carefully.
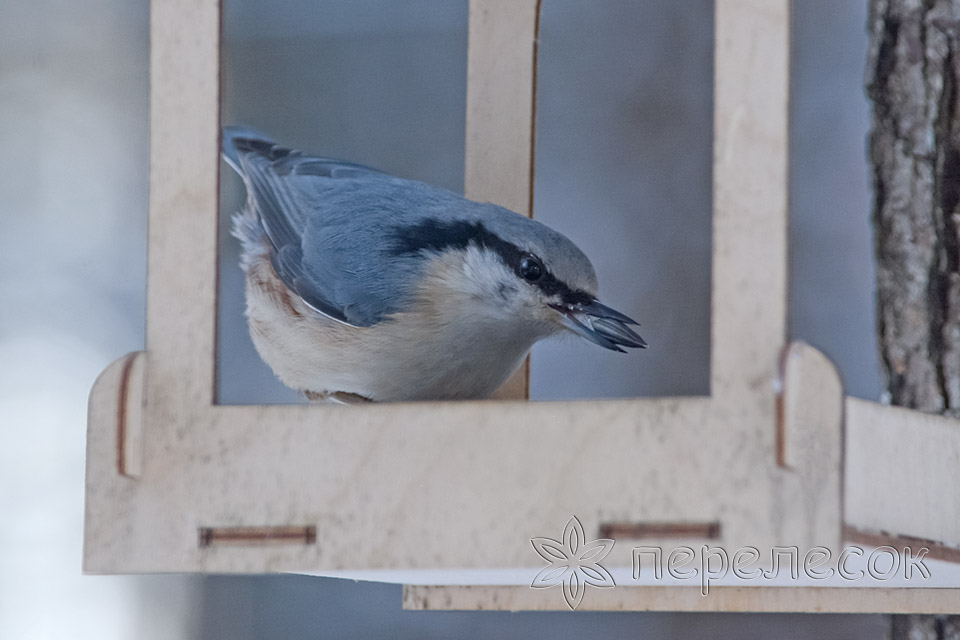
[221,126,646,403]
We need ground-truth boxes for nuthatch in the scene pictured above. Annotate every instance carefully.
[222,126,646,402]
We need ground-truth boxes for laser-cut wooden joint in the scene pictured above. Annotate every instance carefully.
[115,351,146,478]
[598,521,721,540]
[82,0,960,614]
[198,526,317,548]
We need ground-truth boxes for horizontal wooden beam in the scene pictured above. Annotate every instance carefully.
[845,397,960,553]
[402,584,960,613]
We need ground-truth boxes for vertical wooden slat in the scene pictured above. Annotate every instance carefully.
[403,584,960,613]
[146,0,221,407]
[117,351,146,478]
[465,0,541,400]
[711,0,790,397]
[776,342,844,553]
[85,0,960,613]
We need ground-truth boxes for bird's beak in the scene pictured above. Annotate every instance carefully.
[549,300,647,353]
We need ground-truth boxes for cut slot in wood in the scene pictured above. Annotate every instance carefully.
[198,525,317,548]
[598,521,721,540]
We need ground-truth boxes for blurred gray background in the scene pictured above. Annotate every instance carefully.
[2,0,885,637]
[218,0,715,403]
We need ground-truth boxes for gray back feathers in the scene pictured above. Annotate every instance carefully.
[222,126,598,327]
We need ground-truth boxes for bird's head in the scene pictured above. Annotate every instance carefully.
[395,209,647,353]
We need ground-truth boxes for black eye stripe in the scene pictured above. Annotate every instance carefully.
[392,218,593,304]
[535,271,593,305]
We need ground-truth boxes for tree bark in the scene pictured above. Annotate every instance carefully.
[867,0,960,636]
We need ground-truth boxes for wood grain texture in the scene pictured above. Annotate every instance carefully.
[712,0,789,398]
[465,0,539,216]
[867,3,960,631]
[85,352,146,562]
[146,0,220,408]
[845,397,960,550]
[777,342,844,553]
[402,584,960,613]
[81,0,960,614]
[117,351,146,478]
[87,0,809,579]
[85,396,722,573]
[695,0,792,557]
[868,0,960,418]
[466,0,541,401]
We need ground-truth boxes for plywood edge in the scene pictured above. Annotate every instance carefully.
[146,0,220,404]
[83,351,146,571]
[401,584,960,613]
[464,0,540,215]
[774,341,845,552]
[84,396,719,574]
[86,352,146,478]
[845,397,960,551]
[844,525,960,565]
[466,0,541,400]
[777,341,844,469]
[711,0,789,392]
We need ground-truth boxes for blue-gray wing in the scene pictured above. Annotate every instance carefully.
[222,127,462,326]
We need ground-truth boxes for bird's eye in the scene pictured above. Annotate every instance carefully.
[520,256,543,282]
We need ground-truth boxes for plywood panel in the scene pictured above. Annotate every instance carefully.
[146,0,220,406]
[712,0,789,396]
[83,0,960,615]
[403,584,960,613]
[846,398,960,551]
[465,0,541,400]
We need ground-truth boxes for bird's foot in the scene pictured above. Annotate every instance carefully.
[302,389,374,405]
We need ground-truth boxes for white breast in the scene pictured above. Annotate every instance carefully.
[241,246,550,401]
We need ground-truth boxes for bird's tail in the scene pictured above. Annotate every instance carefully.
[221,125,274,174]
[223,126,274,271]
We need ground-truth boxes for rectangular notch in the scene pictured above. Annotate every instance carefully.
[198,525,317,548]
[598,521,721,540]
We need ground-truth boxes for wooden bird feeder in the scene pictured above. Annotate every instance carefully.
[84,0,960,612]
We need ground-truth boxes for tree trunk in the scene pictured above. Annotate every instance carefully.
[867,0,960,636]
